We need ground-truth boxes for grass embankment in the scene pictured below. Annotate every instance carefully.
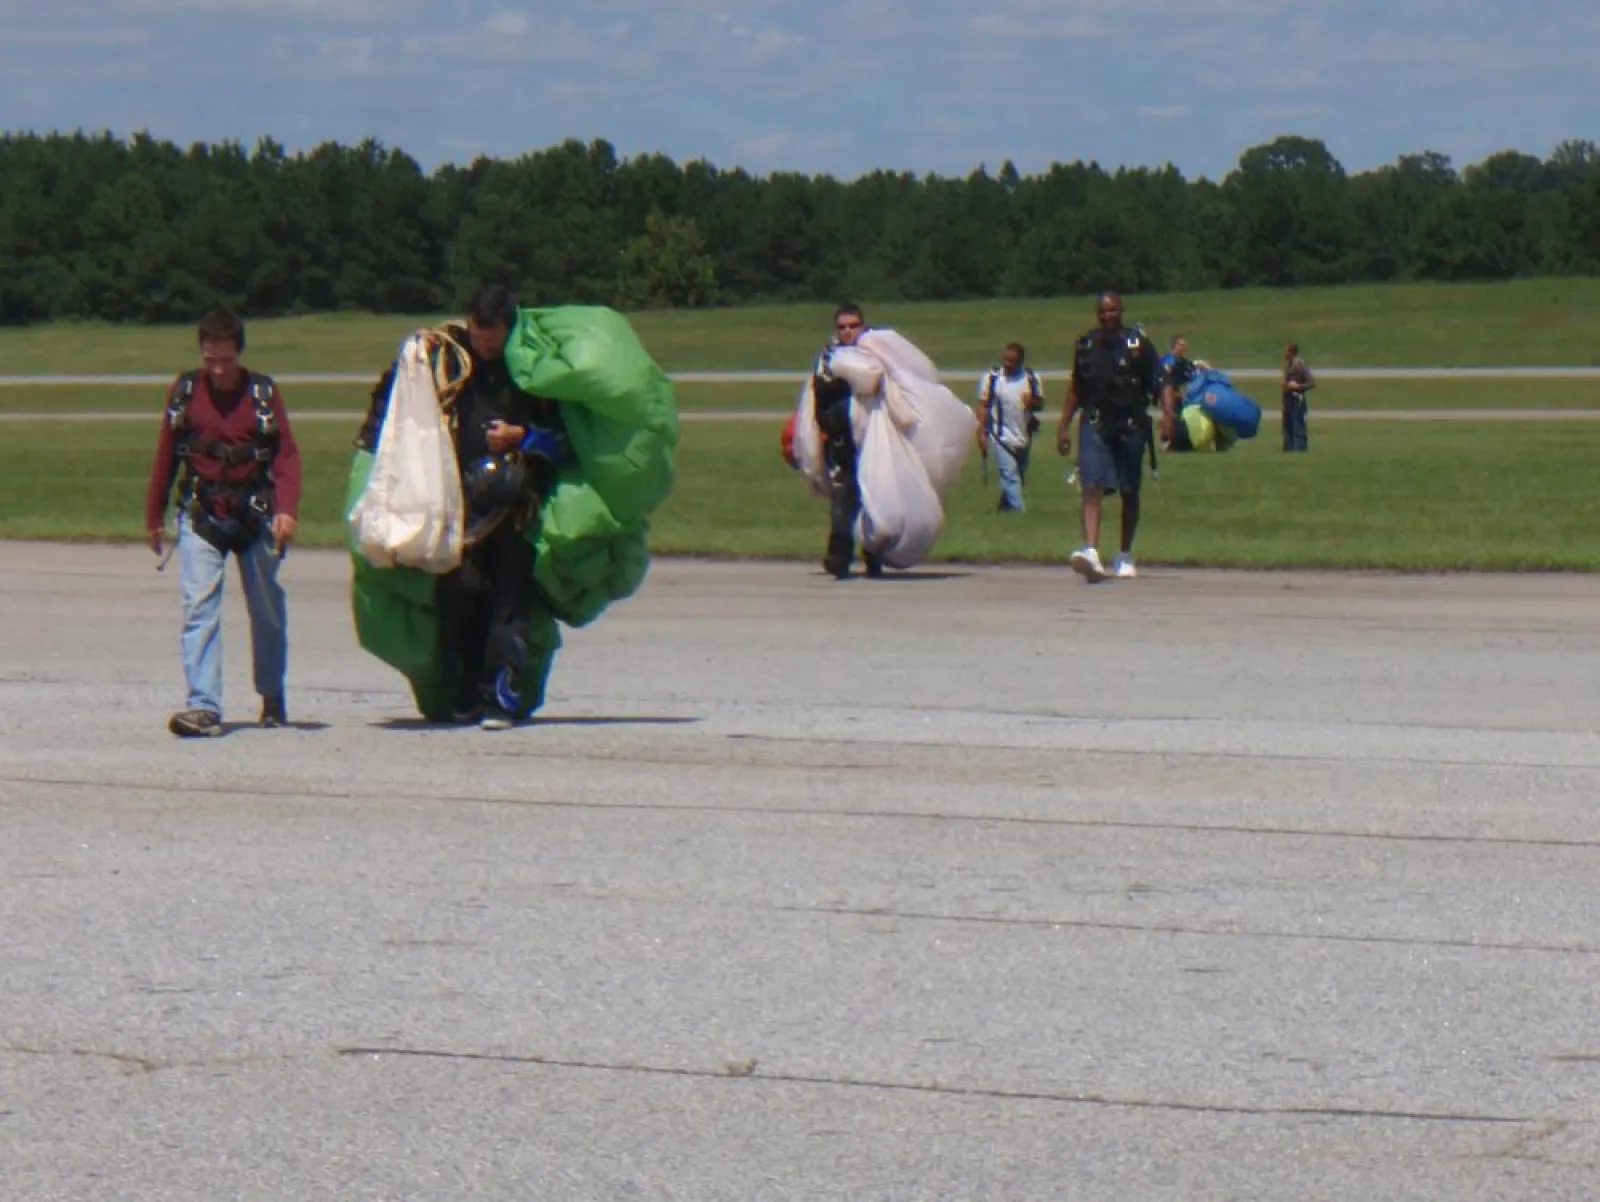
[4,278,1600,375]
[5,417,1597,572]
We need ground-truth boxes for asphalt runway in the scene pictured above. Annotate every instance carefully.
[3,543,1598,1200]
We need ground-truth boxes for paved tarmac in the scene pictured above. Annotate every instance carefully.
[2,543,1598,1200]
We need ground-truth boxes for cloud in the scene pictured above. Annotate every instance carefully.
[0,0,1593,186]
[740,134,786,158]
[483,9,532,38]
[409,12,596,64]
[114,0,406,15]
[0,28,149,47]
[316,36,377,76]
[969,12,1108,38]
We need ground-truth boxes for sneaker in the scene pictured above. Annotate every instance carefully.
[169,709,223,738]
[1069,547,1107,582]
[259,696,287,728]
[863,552,886,579]
[450,703,485,724]
[1111,553,1138,579]
[480,707,519,731]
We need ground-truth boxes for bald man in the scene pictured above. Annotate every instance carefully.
[1057,291,1172,581]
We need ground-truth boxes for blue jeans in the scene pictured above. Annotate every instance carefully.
[988,436,1030,511]
[1282,396,1309,451]
[177,511,288,716]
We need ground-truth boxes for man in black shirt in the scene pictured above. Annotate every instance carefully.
[356,285,568,729]
[810,303,885,580]
[1056,291,1173,582]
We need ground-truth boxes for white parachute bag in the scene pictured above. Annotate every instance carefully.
[348,332,466,574]
[790,379,830,499]
[851,329,977,568]
[855,395,945,566]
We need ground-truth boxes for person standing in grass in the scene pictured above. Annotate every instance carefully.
[976,342,1044,512]
[1159,336,1199,451]
[1056,291,1173,582]
[1281,342,1315,452]
[145,309,302,738]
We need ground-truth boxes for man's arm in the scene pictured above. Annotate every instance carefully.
[1160,379,1177,442]
[1057,360,1081,455]
[1149,344,1173,419]
[267,386,303,547]
[144,382,182,551]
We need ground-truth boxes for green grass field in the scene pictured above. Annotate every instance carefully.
[2,378,1597,417]
[6,417,1597,571]
[6,278,1600,374]
[0,382,805,417]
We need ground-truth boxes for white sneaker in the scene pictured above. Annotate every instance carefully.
[1069,547,1106,582]
[1112,553,1138,579]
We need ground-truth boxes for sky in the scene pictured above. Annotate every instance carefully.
[0,0,1595,183]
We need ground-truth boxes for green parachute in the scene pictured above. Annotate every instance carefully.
[344,305,679,720]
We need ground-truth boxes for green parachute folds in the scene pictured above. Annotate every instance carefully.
[345,305,679,721]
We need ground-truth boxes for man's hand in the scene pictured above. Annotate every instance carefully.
[148,527,164,556]
[1056,421,1073,457]
[270,514,298,550]
[485,420,525,455]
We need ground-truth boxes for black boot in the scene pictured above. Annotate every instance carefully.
[822,533,853,579]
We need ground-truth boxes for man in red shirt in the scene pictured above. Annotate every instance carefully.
[145,309,302,738]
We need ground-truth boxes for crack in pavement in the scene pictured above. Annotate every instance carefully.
[4,1046,161,1074]
[6,773,1599,851]
[758,902,1600,957]
[3,1045,290,1076]
[333,1046,1531,1126]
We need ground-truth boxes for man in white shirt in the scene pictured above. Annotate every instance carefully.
[976,342,1044,512]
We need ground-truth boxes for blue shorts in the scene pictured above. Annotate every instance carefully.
[1078,413,1145,497]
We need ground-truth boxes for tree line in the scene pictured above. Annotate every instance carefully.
[1,129,1597,325]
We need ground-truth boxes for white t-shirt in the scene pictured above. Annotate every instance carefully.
[978,368,1042,452]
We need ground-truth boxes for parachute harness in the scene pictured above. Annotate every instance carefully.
[419,324,474,419]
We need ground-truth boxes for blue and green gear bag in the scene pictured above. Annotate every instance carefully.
[345,305,679,721]
[1182,367,1261,442]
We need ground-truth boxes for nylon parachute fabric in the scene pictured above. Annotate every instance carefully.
[789,328,976,569]
[1183,366,1261,441]
[345,306,678,720]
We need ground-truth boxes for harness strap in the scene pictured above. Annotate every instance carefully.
[169,370,282,497]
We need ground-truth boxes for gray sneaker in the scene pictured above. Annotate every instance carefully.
[480,706,519,731]
[169,709,223,738]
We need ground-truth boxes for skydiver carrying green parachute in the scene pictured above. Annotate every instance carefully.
[345,285,678,730]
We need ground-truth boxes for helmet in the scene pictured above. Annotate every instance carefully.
[462,453,531,545]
